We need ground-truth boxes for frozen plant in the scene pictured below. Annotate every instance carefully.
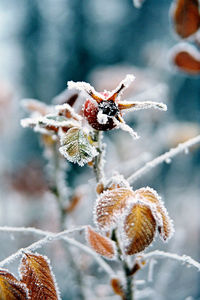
[0,75,200,299]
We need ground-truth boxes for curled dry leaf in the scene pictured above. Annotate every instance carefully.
[0,269,29,300]
[172,0,200,38]
[123,202,156,255]
[134,187,174,241]
[20,252,60,300]
[95,187,134,231]
[172,44,200,74]
[110,278,124,298]
[86,226,116,260]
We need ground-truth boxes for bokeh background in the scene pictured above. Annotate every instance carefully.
[0,0,200,299]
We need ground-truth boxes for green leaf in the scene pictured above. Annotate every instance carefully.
[59,127,98,166]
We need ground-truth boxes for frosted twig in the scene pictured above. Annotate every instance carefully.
[127,134,200,184]
[148,259,157,282]
[0,226,114,277]
[92,130,106,183]
[140,250,200,271]
[0,226,48,236]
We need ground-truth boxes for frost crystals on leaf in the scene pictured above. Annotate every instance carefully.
[123,201,157,255]
[134,187,174,241]
[94,187,134,231]
[19,252,60,300]
[59,127,98,166]
[86,226,117,260]
[0,269,29,300]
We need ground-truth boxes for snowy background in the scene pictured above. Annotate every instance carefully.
[0,0,200,299]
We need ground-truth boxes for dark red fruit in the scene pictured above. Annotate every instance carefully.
[83,99,118,131]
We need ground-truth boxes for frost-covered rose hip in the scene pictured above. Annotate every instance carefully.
[84,97,121,131]
[68,74,167,137]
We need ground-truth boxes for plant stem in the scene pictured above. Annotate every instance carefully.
[92,130,104,183]
[46,143,85,300]
[123,260,134,300]
[112,230,134,300]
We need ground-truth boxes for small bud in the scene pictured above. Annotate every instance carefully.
[96,182,104,194]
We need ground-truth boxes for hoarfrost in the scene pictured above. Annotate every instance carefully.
[127,134,200,184]
[97,110,108,124]
[55,103,82,121]
[68,80,104,100]
[59,127,98,166]
[110,74,135,99]
[120,100,167,112]
[114,118,139,139]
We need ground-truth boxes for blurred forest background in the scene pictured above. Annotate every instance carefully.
[0,0,200,299]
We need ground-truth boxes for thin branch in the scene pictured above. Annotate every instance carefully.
[92,130,105,183]
[0,226,115,277]
[127,134,200,184]
[139,250,200,271]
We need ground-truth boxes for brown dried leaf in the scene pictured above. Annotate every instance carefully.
[95,187,134,231]
[110,278,124,298]
[172,0,200,38]
[134,187,174,241]
[173,45,200,74]
[86,226,116,259]
[124,202,156,255]
[65,193,82,213]
[0,269,29,300]
[19,252,59,300]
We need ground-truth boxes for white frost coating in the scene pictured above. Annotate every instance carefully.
[120,100,167,112]
[20,117,38,128]
[59,128,98,166]
[94,187,135,231]
[120,199,158,251]
[55,103,82,121]
[170,42,200,66]
[135,186,174,241]
[139,250,200,271]
[97,110,108,124]
[0,268,30,299]
[127,134,200,184]
[0,225,115,277]
[110,74,135,99]
[68,80,104,100]
[20,252,61,300]
[105,172,131,190]
[59,144,97,166]
[114,118,139,139]
[39,114,80,128]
